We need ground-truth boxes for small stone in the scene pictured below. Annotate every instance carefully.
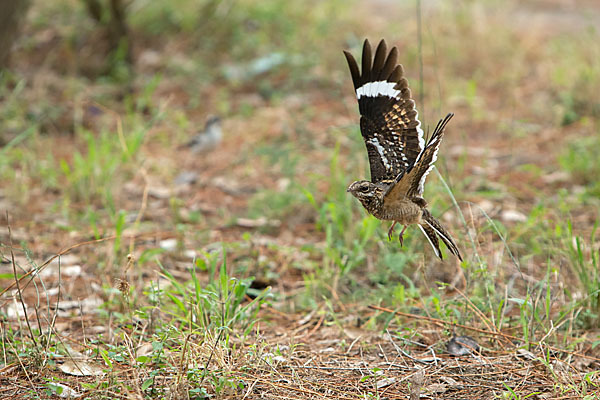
[160,239,178,251]
[501,209,527,223]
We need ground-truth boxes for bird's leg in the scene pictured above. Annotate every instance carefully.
[398,225,408,247]
[387,221,397,241]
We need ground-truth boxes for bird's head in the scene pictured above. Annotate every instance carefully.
[347,180,383,211]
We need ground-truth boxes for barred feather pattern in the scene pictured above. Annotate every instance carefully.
[344,39,425,183]
[407,113,454,197]
[420,209,463,261]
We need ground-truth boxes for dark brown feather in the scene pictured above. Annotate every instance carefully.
[372,40,387,80]
[419,223,442,260]
[389,64,403,83]
[407,113,453,196]
[361,39,372,85]
[383,114,453,205]
[344,39,426,183]
[421,209,462,261]
[380,47,398,80]
[343,50,360,89]
[345,39,461,262]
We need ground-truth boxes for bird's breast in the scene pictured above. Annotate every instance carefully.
[379,198,423,224]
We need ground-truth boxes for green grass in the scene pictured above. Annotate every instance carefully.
[0,243,268,398]
[559,133,600,198]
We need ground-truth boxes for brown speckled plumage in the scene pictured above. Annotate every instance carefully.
[344,39,462,261]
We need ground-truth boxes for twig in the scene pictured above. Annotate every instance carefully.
[387,329,439,365]
[176,333,191,386]
[6,335,38,397]
[409,368,425,400]
[302,313,325,339]
[452,285,511,349]
[7,213,38,348]
[199,328,225,387]
[128,166,149,256]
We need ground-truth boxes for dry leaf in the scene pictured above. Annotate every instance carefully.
[409,369,425,400]
[447,336,480,356]
[376,377,396,389]
[236,217,280,228]
[425,383,448,394]
[59,360,105,377]
[136,342,154,358]
[50,383,81,398]
[159,238,178,251]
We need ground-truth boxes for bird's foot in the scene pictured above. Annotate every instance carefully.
[388,221,397,241]
[398,225,408,247]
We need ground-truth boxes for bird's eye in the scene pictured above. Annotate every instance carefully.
[360,186,370,193]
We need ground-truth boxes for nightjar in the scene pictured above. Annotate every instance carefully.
[344,39,462,261]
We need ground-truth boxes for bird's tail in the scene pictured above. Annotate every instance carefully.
[418,209,462,261]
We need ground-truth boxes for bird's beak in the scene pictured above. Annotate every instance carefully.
[346,187,350,192]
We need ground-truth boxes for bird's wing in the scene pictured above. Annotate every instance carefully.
[383,113,453,203]
[344,39,425,184]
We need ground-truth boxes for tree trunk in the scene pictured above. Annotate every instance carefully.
[0,0,31,69]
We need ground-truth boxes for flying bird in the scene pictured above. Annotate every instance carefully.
[344,39,462,261]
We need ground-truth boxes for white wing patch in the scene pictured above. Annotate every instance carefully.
[417,165,435,195]
[357,81,400,99]
[419,139,442,195]
[424,218,452,249]
[414,134,442,195]
[367,136,391,170]
[418,224,440,258]
[414,109,425,152]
